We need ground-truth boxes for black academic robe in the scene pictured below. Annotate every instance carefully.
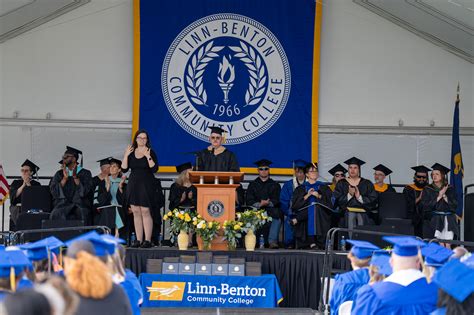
[421,184,459,238]
[49,168,93,222]
[245,177,281,218]
[168,183,197,211]
[91,177,126,231]
[9,179,41,229]
[403,184,425,238]
[334,178,378,225]
[196,147,239,172]
[291,184,333,242]
[9,179,41,205]
[371,184,396,224]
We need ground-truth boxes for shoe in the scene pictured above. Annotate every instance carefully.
[130,240,141,248]
[269,242,279,249]
[141,241,152,248]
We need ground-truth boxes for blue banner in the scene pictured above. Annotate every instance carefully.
[139,273,282,308]
[134,0,321,174]
[450,96,464,216]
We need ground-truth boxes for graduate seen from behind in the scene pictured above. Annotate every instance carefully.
[421,163,458,245]
[245,159,281,248]
[196,126,239,172]
[403,165,430,238]
[50,146,93,222]
[280,159,307,249]
[329,240,379,314]
[291,162,333,249]
[122,129,159,248]
[351,236,437,314]
[9,159,41,230]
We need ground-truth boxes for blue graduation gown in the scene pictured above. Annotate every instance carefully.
[17,277,33,290]
[121,269,143,315]
[330,268,369,314]
[280,179,296,244]
[351,278,437,315]
[304,181,326,235]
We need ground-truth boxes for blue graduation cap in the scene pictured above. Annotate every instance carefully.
[0,250,31,292]
[292,159,308,169]
[21,236,64,261]
[432,259,474,303]
[100,234,126,248]
[383,236,426,257]
[0,245,5,251]
[370,250,392,276]
[346,240,380,259]
[421,243,453,267]
[66,231,115,257]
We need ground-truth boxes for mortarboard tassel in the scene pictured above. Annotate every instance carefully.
[10,266,16,292]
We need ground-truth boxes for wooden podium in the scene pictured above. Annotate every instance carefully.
[189,171,244,250]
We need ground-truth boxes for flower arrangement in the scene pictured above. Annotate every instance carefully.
[236,209,271,233]
[163,208,195,235]
[223,220,244,250]
[193,216,221,250]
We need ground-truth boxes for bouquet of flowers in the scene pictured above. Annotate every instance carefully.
[163,208,195,235]
[193,216,221,250]
[223,220,244,250]
[236,209,271,233]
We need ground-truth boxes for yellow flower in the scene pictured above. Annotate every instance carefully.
[193,221,197,226]
[184,213,191,222]
[233,224,241,231]
[197,214,202,219]
[178,213,185,220]
[208,221,213,228]
[163,214,168,220]
[238,222,243,226]
[167,211,172,217]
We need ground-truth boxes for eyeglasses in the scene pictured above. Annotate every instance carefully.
[20,168,31,173]
[62,154,74,159]
[258,167,269,171]
[415,175,427,179]
[335,174,345,177]
[210,136,222,140]
[136,136,147,140]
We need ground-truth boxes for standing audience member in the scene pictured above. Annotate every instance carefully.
[121,129,159,248]
[50,146,93,222]
[403,165,430,238]
[9,160,41,231]
[245,159,281,248]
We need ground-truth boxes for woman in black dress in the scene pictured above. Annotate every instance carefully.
[121,129,159,248]
[421,163,458,244]
[168,162,197,211]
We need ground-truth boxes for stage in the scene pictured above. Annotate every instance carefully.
[125,248,351,309]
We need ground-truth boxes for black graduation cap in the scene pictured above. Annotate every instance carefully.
[254,159,272,167]
[176,162,193,173]
[109,158,122,167]
[292,159,308,169]
[97,157,112,167]
[304,162,318,172]
[58,160,63,165]
[208,126,227,135]
[65,146,83,165]
[21,159,39,175]
[411,165,431,174]
[328,164,347,176]
[431,163,450,174]
[344,156,365,167]
[373,164,393,176]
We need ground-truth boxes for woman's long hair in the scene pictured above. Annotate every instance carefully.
[65,251,112,299]
[132,129,151,149]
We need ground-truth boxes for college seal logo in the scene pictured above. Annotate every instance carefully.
[207,200,225,218]
[162,13,291,144]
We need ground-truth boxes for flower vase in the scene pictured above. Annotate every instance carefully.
[177,230,189,250]
[245,230,256,251]
[203,240,212,250]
